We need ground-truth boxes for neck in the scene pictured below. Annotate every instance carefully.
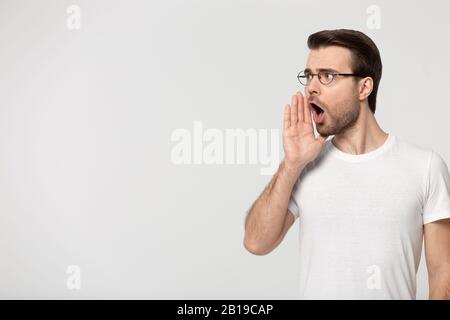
[331,103,388,155]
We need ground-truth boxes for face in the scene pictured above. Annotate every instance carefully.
[305,46,361,137]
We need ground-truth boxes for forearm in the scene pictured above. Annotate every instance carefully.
[244,159,306,252]
[428,272,450,300]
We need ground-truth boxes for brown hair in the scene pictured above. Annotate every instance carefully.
[307,29,382,114]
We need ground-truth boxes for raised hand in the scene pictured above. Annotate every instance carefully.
[283,91,327,169]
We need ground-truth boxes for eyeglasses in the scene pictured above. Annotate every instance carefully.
[297,70,365,86]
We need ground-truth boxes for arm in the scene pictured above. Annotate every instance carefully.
[243,91,326,256]
[424,218,450,299]
[243,159,305,255]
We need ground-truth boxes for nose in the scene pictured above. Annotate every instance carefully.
[306,75,321,97]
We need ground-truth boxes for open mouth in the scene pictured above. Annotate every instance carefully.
[310,102,325,124]
[310,103,324,115]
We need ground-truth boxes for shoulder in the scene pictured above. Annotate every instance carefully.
[393,135,450,187]
[391,135,435,171]
[394,135,448,166]
[392,135,431,158]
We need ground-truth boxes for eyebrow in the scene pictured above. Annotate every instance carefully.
[304,67,339,73]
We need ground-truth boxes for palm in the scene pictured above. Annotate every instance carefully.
[282,92,326,167]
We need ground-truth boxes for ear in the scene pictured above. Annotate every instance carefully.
[358,77,373,101]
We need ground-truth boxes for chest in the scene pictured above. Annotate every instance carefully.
[296,163,425,230]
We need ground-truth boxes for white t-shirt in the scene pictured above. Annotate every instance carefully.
[287,133,450,299]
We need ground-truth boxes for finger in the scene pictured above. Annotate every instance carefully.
[290,94,298,124]
[284,104,291,129]
[296,92,304,123]
[303,96,313,124]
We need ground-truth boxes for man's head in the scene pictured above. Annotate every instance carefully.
[303,29,382,137]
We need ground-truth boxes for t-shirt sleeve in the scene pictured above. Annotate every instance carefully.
[287,163,310,220]
[422,150,450,224]
[287,183,300,220]
[288,174,302,220]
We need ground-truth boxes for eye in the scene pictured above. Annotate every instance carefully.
[320,72,334,83]
[323,72,334,81]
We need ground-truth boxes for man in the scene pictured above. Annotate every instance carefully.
[243,29,450,299]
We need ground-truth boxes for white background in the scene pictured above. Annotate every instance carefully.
[0,0,449,299]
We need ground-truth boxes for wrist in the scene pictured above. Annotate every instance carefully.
[280,158,307,182]
[282,158,308,173]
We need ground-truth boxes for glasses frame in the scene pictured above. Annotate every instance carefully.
[297,70,366,86]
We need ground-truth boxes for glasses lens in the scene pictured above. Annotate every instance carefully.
[297,71,308,86]
[318,71,334,85]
